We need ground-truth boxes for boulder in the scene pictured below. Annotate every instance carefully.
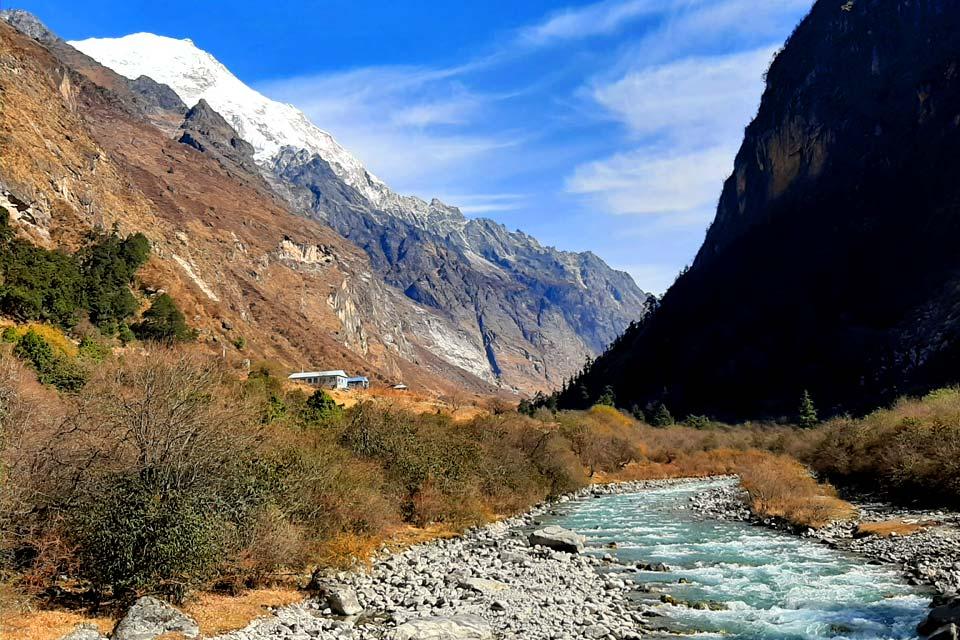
[386,615,493,640]
[58,623,107,640]
[921,598,960,636]
[457,577,511,595]
[111,596,199,640]
[326,585,363,616]
[527,526,586,553]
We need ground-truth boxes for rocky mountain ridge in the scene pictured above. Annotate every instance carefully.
[66,28,650,391]
[0,12,515,395]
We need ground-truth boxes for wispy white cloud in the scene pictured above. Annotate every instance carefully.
[568,144,732,217]
[592,47,778,146]
[518,0,661,47]
[436,193,529,215]
[258,66,517,194]
[567,46,777,220]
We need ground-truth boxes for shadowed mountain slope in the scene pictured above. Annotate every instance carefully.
[560,0,960,419]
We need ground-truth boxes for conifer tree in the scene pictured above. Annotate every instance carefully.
[649,402,674,427]
[799,389,818,428]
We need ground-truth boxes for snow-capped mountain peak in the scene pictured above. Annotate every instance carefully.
[69,32,389,205]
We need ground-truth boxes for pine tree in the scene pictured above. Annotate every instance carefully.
[649,402,674,427]
[799,390,818,428]
[133,294,196,342]
[596,385,616,407]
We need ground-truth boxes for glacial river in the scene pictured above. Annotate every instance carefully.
[546,479,930,639]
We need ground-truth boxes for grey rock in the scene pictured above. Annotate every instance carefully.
[385,615,493,640]
[57,622,107,640]
[326,585,363,616]
[528,526,586,554]
[0,9,57,43]
[457,577,511,595]
[112,596,199,640]
[922,599,960,636]
[129,75,187,115]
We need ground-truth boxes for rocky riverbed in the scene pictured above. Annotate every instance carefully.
[63,477,951,640]
[210,479,698,640]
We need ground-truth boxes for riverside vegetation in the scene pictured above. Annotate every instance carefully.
[0,211,958,629]
[6,336,960,616]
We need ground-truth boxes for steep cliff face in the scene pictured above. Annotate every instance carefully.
[0,17,506,396]
[68,31,651,392]
[562,0,960,419]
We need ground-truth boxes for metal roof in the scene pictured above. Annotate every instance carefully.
[288,370,348,379]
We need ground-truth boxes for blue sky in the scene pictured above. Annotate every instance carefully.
[19,0,812,293]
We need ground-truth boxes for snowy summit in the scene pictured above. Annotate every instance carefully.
[70,32,389,206]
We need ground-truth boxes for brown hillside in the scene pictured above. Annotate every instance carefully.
[0,21,499,396]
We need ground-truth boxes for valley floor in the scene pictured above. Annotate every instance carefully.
[39,476,960,640]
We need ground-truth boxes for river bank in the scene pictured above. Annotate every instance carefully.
[689,482,960,595]
[55,476,939,639]
[211,479,702,640]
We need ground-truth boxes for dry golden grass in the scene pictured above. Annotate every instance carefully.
[0,322,79,357]
[601,446,855,529]
[183,588,303,636]
[0,608,114,640]
[737,453,856,528]
[312,524,462,570]
[856,519,932,538]
[324,387,490,422]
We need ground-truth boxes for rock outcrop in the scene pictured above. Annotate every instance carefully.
[111,596,199,640]
[178,99,259,178]
[561,0,960,419]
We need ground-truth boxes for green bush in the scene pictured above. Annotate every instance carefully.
[14,329,87,392]
[13,329,54,372]
[73,474,226,600]
[301,389,342,426]
[0,326,16,343]
[117,322,135,345]
[685,415,712,430]
[132,294,195,342]
[78,336,111,363]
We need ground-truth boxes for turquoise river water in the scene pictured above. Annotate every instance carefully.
[546,479,931,639]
